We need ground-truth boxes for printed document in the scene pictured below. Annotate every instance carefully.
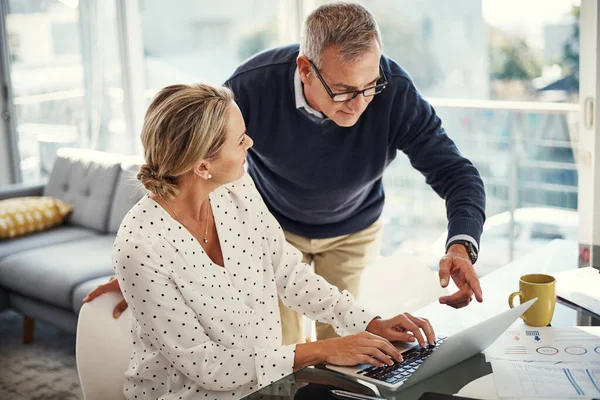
[491,360,600,398]
[484,326,600,362]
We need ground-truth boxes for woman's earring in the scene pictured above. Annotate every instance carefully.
[207,174,212,179]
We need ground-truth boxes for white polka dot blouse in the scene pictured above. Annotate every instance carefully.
[112,173,377,399]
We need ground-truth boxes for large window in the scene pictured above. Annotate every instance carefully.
[2,0,581,276]
[4,0,284,183]
[317,0,580,276]
[5,0,127,182]
[139,0,283,94]
[0,0,298,348]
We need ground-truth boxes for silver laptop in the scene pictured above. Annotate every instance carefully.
[326,298,536,390]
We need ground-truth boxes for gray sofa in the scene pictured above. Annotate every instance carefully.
[0,148,144,340]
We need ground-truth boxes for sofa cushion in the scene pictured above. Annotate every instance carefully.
[108,159,145,233]
[0,225,98,260]
[72,275,114,314]
[0,196,72,239]
[0,235,115,310]
[44,148,122,233]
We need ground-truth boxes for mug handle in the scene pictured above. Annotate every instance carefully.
[508,291,527,324]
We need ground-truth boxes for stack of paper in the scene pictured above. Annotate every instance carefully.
[484,326,600,398]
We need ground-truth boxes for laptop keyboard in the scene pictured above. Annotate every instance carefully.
[356,336,447,385]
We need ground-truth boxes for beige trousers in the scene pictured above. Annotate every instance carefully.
[279,219,383,344]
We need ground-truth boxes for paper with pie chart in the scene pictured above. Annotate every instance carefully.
[484,326,600,362]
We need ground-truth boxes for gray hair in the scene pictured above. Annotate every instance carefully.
[300,2,382,68]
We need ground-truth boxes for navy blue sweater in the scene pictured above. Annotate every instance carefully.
[225,45,485,244]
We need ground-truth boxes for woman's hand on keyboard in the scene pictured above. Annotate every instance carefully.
[319,331,403,367]
[366,313,436,348]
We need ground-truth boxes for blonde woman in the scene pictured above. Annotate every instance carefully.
[108,83,435,399]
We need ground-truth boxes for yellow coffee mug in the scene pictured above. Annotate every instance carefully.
[508,274,556,326]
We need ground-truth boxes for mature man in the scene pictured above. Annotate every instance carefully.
[86,2,485,345]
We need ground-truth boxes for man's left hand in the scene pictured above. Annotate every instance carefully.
[438,244,483,308]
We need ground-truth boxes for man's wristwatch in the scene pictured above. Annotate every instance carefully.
[446,240,478,264]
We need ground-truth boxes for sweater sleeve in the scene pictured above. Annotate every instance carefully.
[392,78,486,247]
[113,236,295,391]
[240,174,378,336]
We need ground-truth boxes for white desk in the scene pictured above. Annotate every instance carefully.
[246,240,597,400]
[416,239,581,335]
[376,239,596,400]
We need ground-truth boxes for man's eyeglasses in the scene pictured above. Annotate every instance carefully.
[309,60,387,103]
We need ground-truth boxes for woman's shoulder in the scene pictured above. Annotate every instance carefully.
[119,194,158,223]
[220,173,259,198]
[224,172,256,189]
[114,195,163,245]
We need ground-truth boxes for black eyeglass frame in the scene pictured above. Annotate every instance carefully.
[309,60,388,102]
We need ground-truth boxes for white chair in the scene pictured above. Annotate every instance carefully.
[358,253,450,318]
[76,292,132,400]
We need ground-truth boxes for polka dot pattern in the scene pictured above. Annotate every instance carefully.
[112,173,376,399]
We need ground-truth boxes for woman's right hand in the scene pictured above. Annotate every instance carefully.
[321,331,403,367]
[82,276,128,318]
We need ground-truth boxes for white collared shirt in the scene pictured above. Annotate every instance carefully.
[294,67,326,120]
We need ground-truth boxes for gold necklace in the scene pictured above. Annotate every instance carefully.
[162,196,210,244]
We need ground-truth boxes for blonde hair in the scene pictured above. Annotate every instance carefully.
[300,2,382,68]
[137,83,234,199]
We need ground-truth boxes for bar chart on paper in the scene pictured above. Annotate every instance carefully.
[491,360,600,398]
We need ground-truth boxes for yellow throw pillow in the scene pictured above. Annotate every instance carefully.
[0,196,73,239]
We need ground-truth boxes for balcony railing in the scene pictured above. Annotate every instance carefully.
[383,98,579,264]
